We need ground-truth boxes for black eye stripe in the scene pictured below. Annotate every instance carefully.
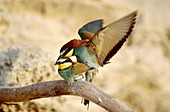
[59,58,72,64]
[63,47,73,56]
[65,58,72,62]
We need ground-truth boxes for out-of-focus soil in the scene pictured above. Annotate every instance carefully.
[0,0,170,112]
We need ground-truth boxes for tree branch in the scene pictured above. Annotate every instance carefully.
[0,80,134,112]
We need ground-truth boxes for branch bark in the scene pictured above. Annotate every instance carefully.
[0,80,134,112]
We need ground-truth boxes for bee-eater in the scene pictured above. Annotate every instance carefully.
[55,10,137,106]
[56,56,91,84]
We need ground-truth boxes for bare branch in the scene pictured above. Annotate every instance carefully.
[0,80,134,112]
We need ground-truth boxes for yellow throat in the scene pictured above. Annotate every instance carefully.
[58,56,77,70]
[58,62,72,70]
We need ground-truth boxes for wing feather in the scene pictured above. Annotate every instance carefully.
[78,19,103,40]
[71,62,90,74]
[86,11,137,66]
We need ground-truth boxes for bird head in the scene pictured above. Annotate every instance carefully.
[55,56,77,69]
[55,56,77,85]
[55,46,74,68]
[60,47,74,58]
[56,39,86,60]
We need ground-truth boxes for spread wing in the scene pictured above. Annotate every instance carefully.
[71,62,90,74]
[86,11,138,66]
[78,19,103,40]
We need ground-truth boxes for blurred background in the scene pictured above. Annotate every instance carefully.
[0,0,170,112]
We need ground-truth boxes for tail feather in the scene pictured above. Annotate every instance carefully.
[82,70,96,109]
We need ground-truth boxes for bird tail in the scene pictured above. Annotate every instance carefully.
[82,70,97,109]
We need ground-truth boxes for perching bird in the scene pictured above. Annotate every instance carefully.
[55,10,137,106]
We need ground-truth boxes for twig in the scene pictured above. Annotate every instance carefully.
[0,80,134,112]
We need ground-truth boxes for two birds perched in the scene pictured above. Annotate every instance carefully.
[55,11,137,106]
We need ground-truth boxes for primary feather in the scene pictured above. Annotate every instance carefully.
[85,11,137,66]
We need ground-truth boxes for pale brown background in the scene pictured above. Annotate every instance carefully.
[0,0,170,112]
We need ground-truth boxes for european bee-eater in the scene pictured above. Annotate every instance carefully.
[55,10,137,106]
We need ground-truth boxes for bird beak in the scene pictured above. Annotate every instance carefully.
[55,55,62,65]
